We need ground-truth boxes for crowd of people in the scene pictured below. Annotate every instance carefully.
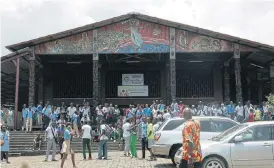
[1,99,274,166]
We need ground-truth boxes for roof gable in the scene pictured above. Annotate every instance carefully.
[6,12,274,53]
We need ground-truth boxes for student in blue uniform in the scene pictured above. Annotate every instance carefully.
[22,104,28,131]
[60,123,76,168]
[0,125,10,163]
[27,104,36,132]
[37,101,43,125]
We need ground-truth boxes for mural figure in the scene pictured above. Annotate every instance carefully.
[192,37,222,52]
[129,19,143,48]
[178,30,188,49]
[37,32,93,54]
[152,24,162,36]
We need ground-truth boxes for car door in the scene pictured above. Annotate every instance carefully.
[272,124,274,164]
[230,124,273,168]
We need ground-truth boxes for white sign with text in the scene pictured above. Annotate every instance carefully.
[118,85,148,97]
[122,74,144,86]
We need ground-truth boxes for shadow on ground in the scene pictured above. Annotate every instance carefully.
[153,163,175,168]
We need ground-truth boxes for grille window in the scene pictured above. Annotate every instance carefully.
[52,64,93,98]
[176,68,214,98]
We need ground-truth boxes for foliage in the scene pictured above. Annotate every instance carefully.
[266,93,274,112]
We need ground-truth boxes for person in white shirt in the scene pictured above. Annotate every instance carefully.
[190,105,197,116]
[44,122,58,162]
[163,110,171,121]
[214,105,223,116]
[244,101,253,120]
[122,119,131,156]
[81,114,91,125]
[81,121,92,160]
[57,114,66,127]
[98,120,109,160]
[81,103,90,117]
[235,102,244,123]
[221,103,228,116]
[67,103,76,122]
[102,103,109,121]
[96,105,104,122]
[263,101,270,120]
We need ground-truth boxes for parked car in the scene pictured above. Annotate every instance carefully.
[174,121,274,168]
[152,116,239,165]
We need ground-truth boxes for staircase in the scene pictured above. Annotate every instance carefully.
[9,131,142,156]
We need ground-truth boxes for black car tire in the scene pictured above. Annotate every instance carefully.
[202,156,227,168]
[170,145,181,166]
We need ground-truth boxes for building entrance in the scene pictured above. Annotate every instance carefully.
[101,54,167,105]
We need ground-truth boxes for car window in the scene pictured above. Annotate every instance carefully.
[211,119,238,132]
[162,119,185,131]
[212,124,248,141]
[237,125,272,142]
[157,119,169,131]
[200,120,212,132]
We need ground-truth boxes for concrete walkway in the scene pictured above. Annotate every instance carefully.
[2,151,175,168]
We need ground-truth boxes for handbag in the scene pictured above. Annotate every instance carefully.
[50,127,58,144]
[0,134,5,146]
[0,140,4,146]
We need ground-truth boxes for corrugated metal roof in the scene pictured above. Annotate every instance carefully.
[5,13,274,53]
[1,47,31,63]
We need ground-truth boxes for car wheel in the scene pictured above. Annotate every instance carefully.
[170,146,180,166]
[202,157,226,168]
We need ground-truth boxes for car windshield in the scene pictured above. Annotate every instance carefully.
[211,124,248,141]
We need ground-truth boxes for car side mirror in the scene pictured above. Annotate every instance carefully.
[234,135,243,142]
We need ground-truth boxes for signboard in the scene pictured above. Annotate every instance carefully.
[118,85,148,97]
[122,74,144,86]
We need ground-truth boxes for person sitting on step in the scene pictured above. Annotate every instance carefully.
[33,133,42,151]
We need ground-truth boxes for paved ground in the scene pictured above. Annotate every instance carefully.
[2,151,175,168]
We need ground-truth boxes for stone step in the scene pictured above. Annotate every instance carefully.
[9,131,144,156]
[9,149,136,156]
[10,144,142,148]
[9,153,21,157]
[10,139,141,143]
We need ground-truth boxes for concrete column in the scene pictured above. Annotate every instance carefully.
[165,63,170,105]
[14,58,20,129]
[270,65,274,94]
[160,66,165,101]
[246,76,251,101]
[257,72,263,104]
[28,49,36,106]
[223,62,230,103]
[38,73,44,103]
[93,29,100,105]
[234,43,243,104]
[169,27,176,102]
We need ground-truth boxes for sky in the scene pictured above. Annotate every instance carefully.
[1,0,274,56]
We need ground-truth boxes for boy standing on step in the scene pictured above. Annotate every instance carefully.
[81,120,92,160]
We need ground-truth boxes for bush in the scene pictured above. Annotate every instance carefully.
[266,93,274,113]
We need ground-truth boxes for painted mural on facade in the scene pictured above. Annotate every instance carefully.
[175,30,233,52]
[175,29,256,52]
[34,19,256,54]
[97,19,170,53]
[35,30,93,54]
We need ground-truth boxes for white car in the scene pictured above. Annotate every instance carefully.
[174,121,274,168]
[151,116,239,165]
